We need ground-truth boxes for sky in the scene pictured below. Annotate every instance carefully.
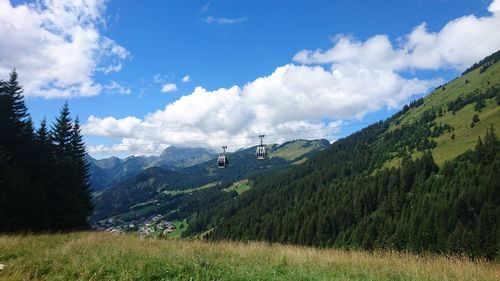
[1,0,500,158]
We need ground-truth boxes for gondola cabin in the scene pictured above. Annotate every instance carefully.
[217,146,229,168]
[256,145,267,160]
[256,135,268,160]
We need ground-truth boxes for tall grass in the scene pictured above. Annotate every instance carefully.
[0,232,498,280]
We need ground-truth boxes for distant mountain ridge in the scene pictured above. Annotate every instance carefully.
[156,146,213,168]
[86,146,216,191]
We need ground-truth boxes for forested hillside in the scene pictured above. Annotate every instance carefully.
[91,139,329,224]
[198,52,500,259]
[0,71,93,232]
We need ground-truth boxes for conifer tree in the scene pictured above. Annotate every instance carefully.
[0,70,40,231]
[49,103,80,229]
[36,119,51,149]
[50,102,73,159]
[69,116,93,228]
[0,70,31,155]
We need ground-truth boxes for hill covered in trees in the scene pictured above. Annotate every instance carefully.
[91,139,329,225]
[0,70,92,232]
[188,52,500,260]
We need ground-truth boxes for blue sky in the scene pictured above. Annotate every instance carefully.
[2,0,500,158]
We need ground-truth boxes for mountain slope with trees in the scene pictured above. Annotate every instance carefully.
[91,139,329,224]
[0,70,93,232]
[197,52,500,260]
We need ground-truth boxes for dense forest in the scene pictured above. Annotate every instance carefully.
[0,70,93,232]
[207,128,499,259]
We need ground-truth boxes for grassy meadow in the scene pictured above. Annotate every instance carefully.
[0,232,499,281]
[223,179,251,195]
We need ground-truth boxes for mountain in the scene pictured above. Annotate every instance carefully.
[86,155,152,192]
[192,51,500,259]
[154,146,214,168]
[91,139,329,223]
[86,146,217,191]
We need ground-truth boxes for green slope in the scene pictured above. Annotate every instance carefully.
[2,232,499,281]
[393,59,500,164]
[269,139,329,161]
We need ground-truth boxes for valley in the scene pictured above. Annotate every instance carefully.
[90,139,329,234]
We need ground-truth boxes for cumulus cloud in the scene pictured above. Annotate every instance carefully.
[293,0,500,70]
[205,16,247,25]
[84,0,500,156]
[0,0,129,98]
[182,75,191,83]
[84,64,436,155]
[103,81,131,95]
[161,83,177,93]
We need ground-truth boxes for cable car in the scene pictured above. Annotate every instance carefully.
[256,135,268,160]
[217,146,229,168]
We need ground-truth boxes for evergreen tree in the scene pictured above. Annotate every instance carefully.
[69,116,93,229]
[47,104,94,230]
[0,70,43,231]
[50,102,72,159]
[36,119,52,150]
[474,98,485,112]
[0,70,31,156]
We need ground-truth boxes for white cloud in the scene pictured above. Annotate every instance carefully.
[84,63,437,155]
[161,83,177,93]
[182,75,191,83]
[0,0,129,98]
[201,3,210,13]
[205,16,247,25]
[489,0,500,13]
[103,81,131,95]
[293,1,500,70]
[85,0,500,156]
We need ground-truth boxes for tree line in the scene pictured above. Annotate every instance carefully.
[0,70,93,232]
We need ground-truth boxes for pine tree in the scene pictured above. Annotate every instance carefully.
[479,201,497,259]
[69,116,93,229]
[0,70,31,156]
[50,102,73,159]
[49,103,76,230]
[36,119,52,150]
[0,70,42,232]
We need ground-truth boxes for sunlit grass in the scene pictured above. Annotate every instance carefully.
[223,179,251,195]
[0,232,498,280]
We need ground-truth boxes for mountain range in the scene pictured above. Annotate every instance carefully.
[86,146,215,191]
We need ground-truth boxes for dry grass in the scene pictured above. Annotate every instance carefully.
[0,232,499,280]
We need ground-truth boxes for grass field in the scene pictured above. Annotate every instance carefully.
[381,62,500,167]
[0,232,499,281]
[269,140,325,161]
[223,179,251,195]
[163,181,218,196]
[168,220,188,239]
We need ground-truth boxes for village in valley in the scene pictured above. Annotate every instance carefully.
[94,214,185,239]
